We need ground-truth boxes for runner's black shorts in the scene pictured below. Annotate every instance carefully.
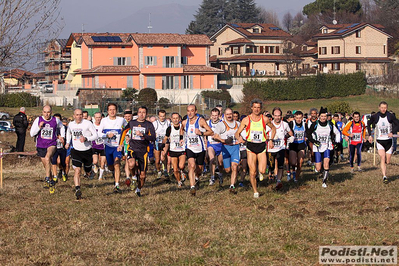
[246,142,266,154]
[186,149,206,165]
[168,151,186,158]
[37,146,56,158]
[267,149,286,170]
[127,149,149,172]
[240,150,247,160]
[93,148,105,157]
[289,142,307,153]
[71,149,93,170]
[155,143,165,152]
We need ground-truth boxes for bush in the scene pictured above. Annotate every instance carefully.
[122,88,138,101]
[137,88,157,107]
[158,97,171,109]
[326,101,352,115]
[201,89,232,107]
[0,92,39,107]
[243,72,366,101]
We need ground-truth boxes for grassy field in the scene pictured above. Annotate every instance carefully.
[1,125,399,265]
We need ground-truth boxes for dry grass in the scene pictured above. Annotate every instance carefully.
[1,130,399,265]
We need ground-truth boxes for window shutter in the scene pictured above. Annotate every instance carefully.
[276,46,279,53]
[175,56,179,68]
[231,47,233,54]
[260,46,263,53]
[162,76,166,89]
[338,47,340,54]
[113,57,117,65]
[180,76,183,89]
[163,56,166,68]
[127,57,131,65]
[190,75,193,89]
[154,56,157,66]
[174,76,179,89]
[144,56,148,65]
[319,47,321,55]
[331,47,334,54]
[238,47,241,54]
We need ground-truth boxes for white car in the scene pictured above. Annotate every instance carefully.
[0,112,10,120]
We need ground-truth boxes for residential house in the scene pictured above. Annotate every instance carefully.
[209,23,300,76]
[312,23,393,76]
[71,33,222,92]
[1,68,35,89]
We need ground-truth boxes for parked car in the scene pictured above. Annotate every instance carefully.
[0,120,15,132]
[43,84,54,93]
[0,112,10,120]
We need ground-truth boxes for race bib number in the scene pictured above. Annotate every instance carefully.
[95,137,104,145]
[72,129,83,141]
[173,141,184,151]
[250,130,262,143]
[132,127,146,140]
[156,135,165,143]
[319,134,329,145]
[40,127,53,140]
[295,131,305,141]
[379,126,389,136]
[272,139,284,148]
[56,139,63,149]
[188,136,200,147]
[352,133,361,141]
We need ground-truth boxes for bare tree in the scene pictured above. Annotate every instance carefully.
[282,12,293,32]
[258,7,280,26]
[0,0,63,71]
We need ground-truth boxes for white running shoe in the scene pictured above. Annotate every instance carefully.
[259,173,264,181]
[322,183,327,188]
[254,192,259,198]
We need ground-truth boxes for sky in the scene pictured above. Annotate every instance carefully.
[59,0,314,37]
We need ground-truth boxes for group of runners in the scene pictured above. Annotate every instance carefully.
[30,100,398,199]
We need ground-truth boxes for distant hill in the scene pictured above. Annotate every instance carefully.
[95,3,197,34]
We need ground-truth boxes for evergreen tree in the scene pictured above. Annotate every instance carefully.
[303,0,362,17]
[186,0,261,36]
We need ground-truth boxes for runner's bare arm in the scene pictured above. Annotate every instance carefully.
[199,118,213,136]
[235,116,248,140]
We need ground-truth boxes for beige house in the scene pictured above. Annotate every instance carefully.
[312,23,393,76]
[210,23,300,76]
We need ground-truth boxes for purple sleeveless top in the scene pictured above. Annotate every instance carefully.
[36,116,58,148]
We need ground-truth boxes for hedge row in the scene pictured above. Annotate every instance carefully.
[0,92,40,107]
[243,72,366,101]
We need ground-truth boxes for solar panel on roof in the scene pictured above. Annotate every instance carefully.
[91,36,101,42]
[231,23,240,28]
[348,23,360,28]
[99,36,108,42]
[337,29,348,33]
[269,27,281,30]
[113,36,122,42]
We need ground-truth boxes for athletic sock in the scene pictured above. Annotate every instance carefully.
[132,175,137,181]
[115,182,119,187]
[135,188,141,193]
[75,186,80,190]
[99,169,104,179]
[322,170,329,183]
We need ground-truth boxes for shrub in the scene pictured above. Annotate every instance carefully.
[0,92,39,107]
[201,89,232,107]
[243,72,366,101]
[158,97,171,109]
[137,88,157,107]
[122,88,138,101]
[326,101,352,115]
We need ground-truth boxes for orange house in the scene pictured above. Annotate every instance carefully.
[74,33,222,91]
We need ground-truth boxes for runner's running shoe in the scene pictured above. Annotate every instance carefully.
[49,179,56,194]
[209,178,215,186]
[383,176,388,184]
[259,173,264,181]
[190,187,196,196]
[44,177,50,188]
[229,185,237,194]
[125,177,131,188]
[253,192,259,198]
[113,186,122,194]
[322,182,327,188]
[275,180,283,191]
[75,188,82,200]
[287,172,291,182]
[62,172,67,182]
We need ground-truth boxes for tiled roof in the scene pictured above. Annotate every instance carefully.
[315,57,394,63]
[298,47,318,56]
[314,23,391,39]
[130,33,212,46]
[222,38,254,45]
[210,54,302,62]
[75,65,140,74]
[2,69,35,79]
[183,65,224,73]
[80,33,132,46]
[216,23,291,39]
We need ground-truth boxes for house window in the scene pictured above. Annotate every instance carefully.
[319,47,327,55]
[121,46,125,49]
[148,45,153,49]
[233,47,239,54]
[165,56,175,68]
[356,46,361,54]
[323,28,328,34]
[356,63,361,71]
[276,46,280,53]
[332,46,340,54]
[302,46,307,51]
[182,45,187,49]
[356,30,361,38]
[108,46,112,49]
[181,56,188,65]
[147,76,155,89]
[303,64,310,69]
[218,47,223,55]
[383,44,386,54]
[163,76,174,89]
[253,28,259,33]
[332,63,340,70]
[116,57,126,65]
[164,45,169,49]
[265,46,270,53]
[145,56,156,66]
[183,75,190,89]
